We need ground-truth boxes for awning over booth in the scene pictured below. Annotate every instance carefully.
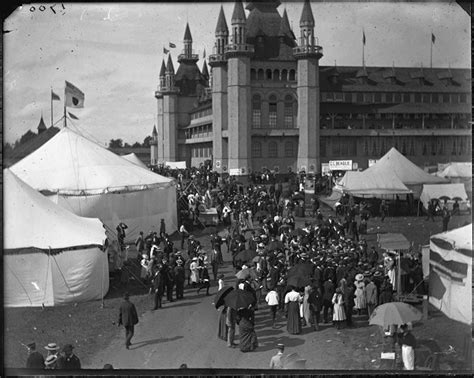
[336,170,411,197]
[378,233,411,251]
[419,183,468,209]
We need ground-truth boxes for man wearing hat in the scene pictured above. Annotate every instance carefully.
[174,259,186,299]
[269,343,285,369]
[118,292,139,349]
[56,344,81,369]
[44,342,60,358]
[26,342,44,368]
[365,276,378,318]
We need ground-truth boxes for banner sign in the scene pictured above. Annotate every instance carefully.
[321,163,330,176]
[368,159,378,167]
[329,160,352,171]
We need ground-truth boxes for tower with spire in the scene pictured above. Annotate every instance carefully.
[151,125,158,165]
[294,0,323,173]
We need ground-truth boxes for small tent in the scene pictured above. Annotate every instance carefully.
[435,162,472,194]
[365,147,447,198]
[11,128,178,243]
[121,153,148,169]
[429,224,472,325]
[419,183,469,210]
[4,169,108,307]
[335,170,412,197]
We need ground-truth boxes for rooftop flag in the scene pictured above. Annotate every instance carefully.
[431,32,436,44]
[163,46,170,54]
[169,42,176,48]
[65,81,84,108]
[68,112,79,120]
[363,30,366,45]
[51,90,60,101]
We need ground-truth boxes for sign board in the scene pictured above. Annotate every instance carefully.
[329,160,352,171]
[229,168,241,176]
[321,163,330,176]
[352,162,358,170]
[368,159,378,168]
[215,160,221,168]
[165,161,187,169]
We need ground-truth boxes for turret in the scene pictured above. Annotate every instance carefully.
[159,60,166,89]
[202,60,210,84]
[293,0,322,59]
[165,54,177,91]
[214,6,229,57]
[225,0,253,58]
[178,23,199,63]
[37,114,47,134]
[151,125,158,143]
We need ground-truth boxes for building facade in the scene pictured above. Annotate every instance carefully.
[152,0,471,174]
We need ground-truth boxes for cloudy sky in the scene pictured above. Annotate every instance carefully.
[4,1,470,146]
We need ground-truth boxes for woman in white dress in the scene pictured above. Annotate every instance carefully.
[353,274,367,315]
[332,288,346,329]
[190,257,199,286]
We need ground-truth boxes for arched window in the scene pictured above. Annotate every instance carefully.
[284,95,295,128]
[266,69,272,80]
[273,69,280,81]
[281,69,288,81]
[252,94,262,128]
[252,141,262,158]
[257,69,264,80]
[289,69,296,81]
[284,141,295,157]
[268,94,277,128]
[268,141,278,158]
[250,69,257,80]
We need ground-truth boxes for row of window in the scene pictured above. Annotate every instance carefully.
[252,94,297,129]
[251,140,297,158]
[250,68,296,82]
[322,92,469,104]
[184,124,212,139]
[191,145,213,158]
[321,113,470,121]
[190,108,212,120]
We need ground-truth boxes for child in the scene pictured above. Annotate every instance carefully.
[265,288,279,328]
[218,274,225,291]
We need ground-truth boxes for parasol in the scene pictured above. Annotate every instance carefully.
[214,286,234,309]
[369,302,422,327]
[286,275,311,288]
[287,263,313,278]
[235,267,258,280]
[224,289,256,310]
[234,249,257,263]
[282,352,306,369]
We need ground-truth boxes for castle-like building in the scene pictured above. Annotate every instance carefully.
[151,0,471,175]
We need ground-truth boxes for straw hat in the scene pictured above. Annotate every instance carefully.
[44,343,60,351]
[355,273,364,281]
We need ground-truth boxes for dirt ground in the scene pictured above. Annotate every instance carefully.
[4,208,472,372]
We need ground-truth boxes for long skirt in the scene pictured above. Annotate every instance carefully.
[239,318,258,352]
[287,301,301,334]
[354,289,366,309]
[218,309,228,341]
[332,303,346,321]
[402,345,415,370]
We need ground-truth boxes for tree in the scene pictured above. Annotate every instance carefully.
[142,135,153,148]
[19,130,37,145]
[124,142,131,148]
[109,138,123,148]
[132,141,141,148]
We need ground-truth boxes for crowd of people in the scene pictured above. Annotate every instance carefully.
[25,342,81,370]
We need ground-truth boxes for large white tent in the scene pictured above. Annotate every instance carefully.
[11,128,178,242]
[435,162,472,194]
[365,147,447,198]
[419,183,469,210]
[4,169,108,307]
[121,153,148,169]
[429,224,472,325]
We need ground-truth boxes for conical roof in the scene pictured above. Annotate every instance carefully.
[201,60,209,79]
[37,115,47,132]
[184,22,192,41]
[215,6,229,34]
[10,128,174,196]
[300,0,315,27]
[365,147,448,186]
[159,60,166,77]
[278,9,295,39]
[4,169,105,250]
[231,0,246,23]
[152,125,158,135]
[166,55,175,74]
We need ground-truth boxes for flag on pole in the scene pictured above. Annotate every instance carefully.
[65,81,85,108]
[68,112,79,120]
[431,32,436,44]
[169,42,176,48]
[163,46,170,54]
[51,90,60,101]
[362,30,366,45]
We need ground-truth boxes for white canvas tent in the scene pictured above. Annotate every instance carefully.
[435,162,472,194]
[335,170,412,197]
[11,128,178,242]
[419,183,469,210]
[429,224,472,325]
[365,147,447,198]
[121,153,148,169]
[4,169,108,307]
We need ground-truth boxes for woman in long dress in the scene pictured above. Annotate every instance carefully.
[218,306,228,341]
[332,288,346,329]
[354,274,366,315]
[237,307,258,352]
[189,257,199,287]
[285,286,303,334]
[301,285,312,327]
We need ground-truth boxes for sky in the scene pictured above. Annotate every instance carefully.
[3,1,470,146]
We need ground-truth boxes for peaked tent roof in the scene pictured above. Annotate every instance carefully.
[4,169,105,250]
[336,170,411,196]
[365,147,448,186]
[121,153,148,169]
[11,128,174,196]
[438,162,472,178]
[431,224,472,254]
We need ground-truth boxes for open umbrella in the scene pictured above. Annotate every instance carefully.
[214,286,234,309]
[234,249,257,263]
[267,240,284,251]
[224,289,256,310]
[369,302,422,327]
[283,353,306,369]
[235,267,258,280]
[286,275,311,288]
[287,263,313,278]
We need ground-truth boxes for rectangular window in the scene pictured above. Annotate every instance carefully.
[334,92,343,102]
[422,93,430,103]
[268,142,278,158]
[442,94,450,103]
[403,93,411,102]
[414,93,422,102]
[252,109,262,128]
[356,93,363,103]
[269,103,277,128]
[284,107,293,128]
[374,93,382,102]
[393,93,401,102]
[459,93,467,103]
[363,93,373,103]
[252,142,262,158]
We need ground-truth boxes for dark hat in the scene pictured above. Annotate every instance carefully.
[62,344,74,352]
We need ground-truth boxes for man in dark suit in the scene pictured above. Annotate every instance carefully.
[26,342,45,369]
[152,265,165,309]
[174,259,186,299]
[56,344,81,369]
[118,292,139,349]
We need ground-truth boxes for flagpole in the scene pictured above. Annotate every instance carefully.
[430,33,433,69]
[50,87,54,127]
[362,29,365,68]
[63,105,67,128]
